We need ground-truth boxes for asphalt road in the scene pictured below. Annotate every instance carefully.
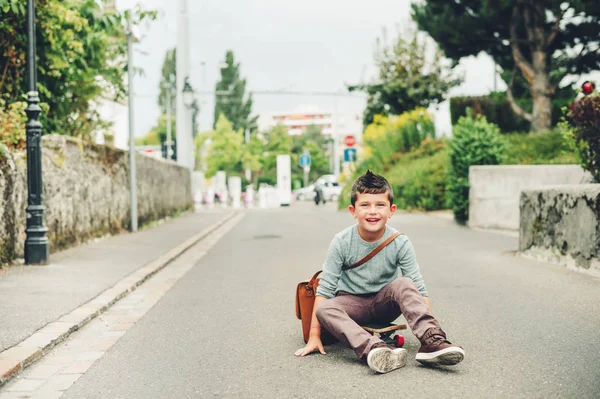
[61,203,600,399]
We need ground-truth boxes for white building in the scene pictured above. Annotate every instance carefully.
[257,105,363,143]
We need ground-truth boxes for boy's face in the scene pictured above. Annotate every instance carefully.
[348,191,396,241]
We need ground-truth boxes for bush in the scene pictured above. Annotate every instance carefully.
[362,108,435,167]
[0,100,27,149]
[502,130,577,165]
[564,93,600,182]
[338,138,448,211]
[450,92,574,133]
[447,110,506,224]
[387,140,449,211]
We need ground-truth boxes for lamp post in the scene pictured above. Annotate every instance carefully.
[24,0,49,265]
[182,77,194,108]
[163,76,175,160]
[182,77,195,168]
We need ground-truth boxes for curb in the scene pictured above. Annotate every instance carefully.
[0,211,240,387]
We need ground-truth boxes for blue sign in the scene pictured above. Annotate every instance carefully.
[299,153,311,167]
[344,148,357,162]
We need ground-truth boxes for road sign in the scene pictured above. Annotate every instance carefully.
[299,152,311,167]
[344,148,357,162]
[344,135,356,147]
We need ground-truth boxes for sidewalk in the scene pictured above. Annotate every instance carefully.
[0,210,237,384]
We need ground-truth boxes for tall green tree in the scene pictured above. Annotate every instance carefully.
[412,0,600,132]
[157,48,176,114]
[349,27,461,126]
[205,114,243,177]
[213,50,257,133]
[0,0,155,139]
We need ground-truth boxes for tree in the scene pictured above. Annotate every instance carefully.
[349,27,461,126]
[0,0,155,139]
[262,125,292,174]
[290,125,331,182]
[241,135,264,182]
[412,0,600,132]
[213,50,257,133]
[205,115,243,177]
[157,48,176,114]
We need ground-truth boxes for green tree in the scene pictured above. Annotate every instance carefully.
[290,125,331,182]
[262,125,292,174]
[213,50,257,133]
[157,48,176,114]
[205,115,243,177]
[349,27,461,126]
[412,0,600,132]
[241,135,265,182]
[136,114,175,146]
[0,0,155,139]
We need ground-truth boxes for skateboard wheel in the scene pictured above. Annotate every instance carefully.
[394,335,405,347]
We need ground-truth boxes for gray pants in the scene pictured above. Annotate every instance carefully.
[315,277,440,361]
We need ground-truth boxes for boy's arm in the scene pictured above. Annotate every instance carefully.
[397,238,429,296]
[294,295,328,357]
[295,237,345,357]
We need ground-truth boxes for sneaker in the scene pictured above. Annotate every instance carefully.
[366,343,408,374]
[416,327,465,366]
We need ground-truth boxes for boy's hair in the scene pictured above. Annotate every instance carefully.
[350,170,394,206]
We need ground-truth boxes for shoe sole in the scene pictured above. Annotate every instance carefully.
[416,347,465,366]
[367,348,407,374]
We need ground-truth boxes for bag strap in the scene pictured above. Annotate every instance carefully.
[342,232,403,271]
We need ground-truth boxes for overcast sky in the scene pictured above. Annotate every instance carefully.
[116,0,504,137]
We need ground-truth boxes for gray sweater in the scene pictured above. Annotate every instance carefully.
[316,224,428,299]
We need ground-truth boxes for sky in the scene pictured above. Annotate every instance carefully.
[115,0,506,138]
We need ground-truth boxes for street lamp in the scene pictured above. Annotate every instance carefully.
[182,77,194,108]
[24,0,49,265]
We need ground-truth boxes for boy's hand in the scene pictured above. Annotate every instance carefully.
[294,336,326,357]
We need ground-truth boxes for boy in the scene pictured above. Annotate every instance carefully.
[294,170,464,373]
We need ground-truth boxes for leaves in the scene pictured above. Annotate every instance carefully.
[446,110,507,223]
[349,27,461,126]
[0,0,156,139]
[213,50,256,133]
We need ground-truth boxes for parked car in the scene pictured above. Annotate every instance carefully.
[293,181,342,201]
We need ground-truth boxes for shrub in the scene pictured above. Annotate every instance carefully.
[0,100,27,149]
[338,138,448,211]
[447,110,506,224]
[450,92,574,133]
[502,130,577,165]
[564,93,600,182]
[387,141,449,211]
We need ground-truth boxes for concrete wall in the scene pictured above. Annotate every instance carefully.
[0,135,192,264]
[519,185,600,275]
[469,165,592,231]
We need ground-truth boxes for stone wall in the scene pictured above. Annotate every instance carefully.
[469,165,592,231]
[0,135,192,264]
[519,185,600,275]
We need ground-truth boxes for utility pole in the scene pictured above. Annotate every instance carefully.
[176,0,191,169]
[332,98,340,179]
[127,18,138,232]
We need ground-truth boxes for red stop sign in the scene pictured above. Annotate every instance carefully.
[344,135,356,147]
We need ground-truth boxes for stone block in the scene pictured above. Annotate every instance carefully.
[469,165,592,231]
[519,184,600,274]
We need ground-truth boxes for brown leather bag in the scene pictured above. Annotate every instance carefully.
[295,232,403,344]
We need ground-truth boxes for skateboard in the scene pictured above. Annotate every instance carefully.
[361,322,407,347]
